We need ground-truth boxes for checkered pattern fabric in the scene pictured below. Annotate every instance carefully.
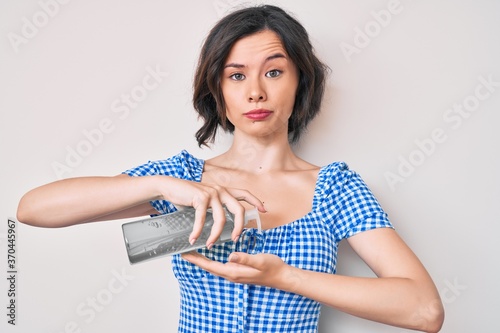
[123,150,393,332]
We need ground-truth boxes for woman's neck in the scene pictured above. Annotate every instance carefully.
[215,133,304,173]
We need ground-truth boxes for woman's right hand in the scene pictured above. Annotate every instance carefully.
[155,177,266,247]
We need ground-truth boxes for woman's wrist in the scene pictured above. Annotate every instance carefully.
[139,174,175,202]
[278,264,307,294]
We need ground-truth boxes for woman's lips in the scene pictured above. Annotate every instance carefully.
[243,109,273,120]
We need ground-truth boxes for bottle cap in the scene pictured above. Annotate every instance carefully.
[244,208,262,231]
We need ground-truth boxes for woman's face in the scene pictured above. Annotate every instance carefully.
[221,29,299,141]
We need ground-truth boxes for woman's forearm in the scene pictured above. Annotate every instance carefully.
[17,175,160,227]
[284,267,444,332]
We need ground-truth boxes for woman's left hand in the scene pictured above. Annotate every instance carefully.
[181,251,298,290]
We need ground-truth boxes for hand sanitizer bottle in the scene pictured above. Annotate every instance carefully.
[122,207,260,264]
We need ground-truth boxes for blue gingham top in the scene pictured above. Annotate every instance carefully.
[124,150,393,332]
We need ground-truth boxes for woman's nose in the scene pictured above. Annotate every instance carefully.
[247,78,267,102]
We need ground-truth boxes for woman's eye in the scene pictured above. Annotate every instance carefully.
[230,73,245,81]
[266,70,282,78]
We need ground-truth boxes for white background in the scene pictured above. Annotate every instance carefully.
[1,0,499,332]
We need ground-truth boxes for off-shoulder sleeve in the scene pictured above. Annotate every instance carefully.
[315,162,394,241]
[121,150,204,214]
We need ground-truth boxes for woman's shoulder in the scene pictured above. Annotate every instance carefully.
[315,160,359,197]
[320,160,350,173]
[173,149,204,165]
[123,150,204,180]
[317,160,351,183]
[150,149,203,167]
[159,150,204,178]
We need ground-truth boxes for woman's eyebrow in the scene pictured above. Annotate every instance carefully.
[224,52,287,69]
[265,52,287,62]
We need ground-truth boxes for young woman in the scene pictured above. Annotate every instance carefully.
[17,5,444,333]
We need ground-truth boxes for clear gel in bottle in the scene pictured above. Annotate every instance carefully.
[122,207,260,264]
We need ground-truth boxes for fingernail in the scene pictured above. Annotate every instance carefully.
[233,235,240,243]
[189,238,197,245]
[206,243,214,250]
[229,254,239,262]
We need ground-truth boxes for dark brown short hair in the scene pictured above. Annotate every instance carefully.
[193,4,329,147]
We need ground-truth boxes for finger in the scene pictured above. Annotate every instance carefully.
[189,201,209,245]
[226,188,267,213]
[205,188,226,248]
[181,250,208,264]
[228,252,253,266]
[220,198,245,242]
[229,252,270,271]
[182,251,258,284]
[181,251,228,275]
